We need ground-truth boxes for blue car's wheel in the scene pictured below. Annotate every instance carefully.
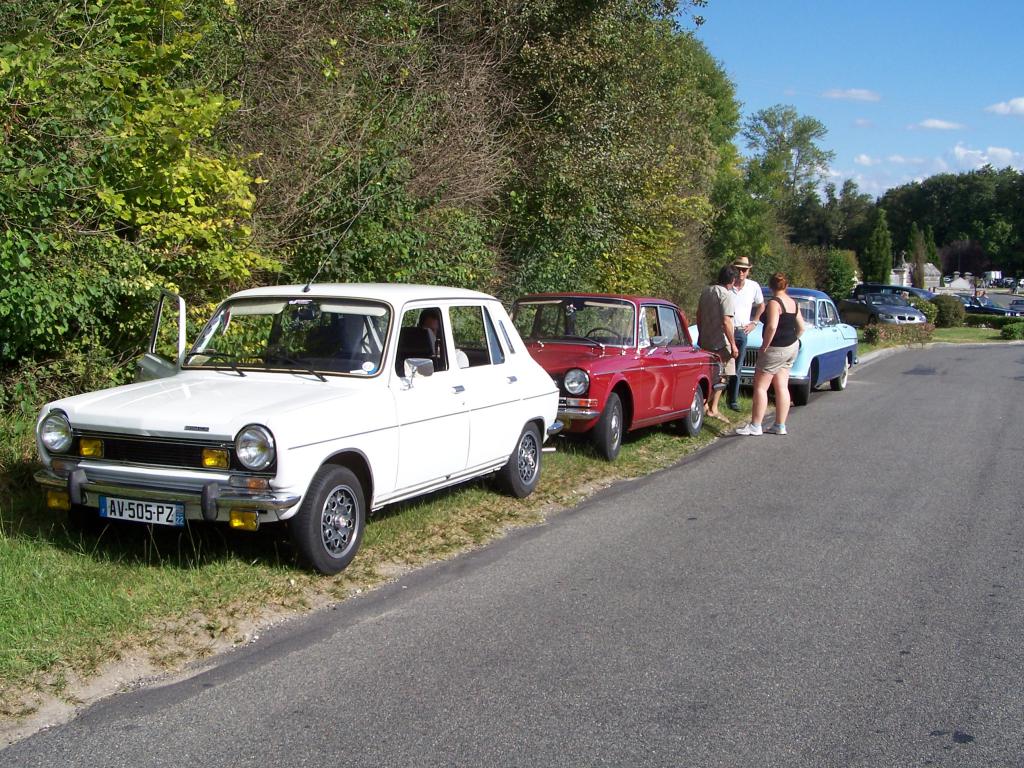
[830,360,849,391]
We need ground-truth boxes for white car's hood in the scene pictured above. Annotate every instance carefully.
[50,372,369,440]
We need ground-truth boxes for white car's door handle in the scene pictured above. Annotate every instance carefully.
[452,385,465,393]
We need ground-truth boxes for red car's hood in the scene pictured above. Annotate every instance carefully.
[524,342,629,374]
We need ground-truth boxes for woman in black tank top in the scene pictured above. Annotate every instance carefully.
[735,273,805,436]
[765,295,799,348]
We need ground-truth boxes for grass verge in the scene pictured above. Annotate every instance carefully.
[0,403,747,720]
[931,326,1004,343]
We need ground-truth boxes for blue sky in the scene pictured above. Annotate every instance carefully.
[694,1,1024,198]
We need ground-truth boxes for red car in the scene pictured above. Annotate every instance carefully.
[512,293,723,460]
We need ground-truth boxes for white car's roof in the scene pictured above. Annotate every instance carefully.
[228,283,497,305]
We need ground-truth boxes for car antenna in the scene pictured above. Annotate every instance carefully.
[302,197,375,292]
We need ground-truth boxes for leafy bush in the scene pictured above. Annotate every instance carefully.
[909,297,937,324]
[1000,322,1024,340]
[862,323,935,346]
[0,0,274,365]
[930,295,965,327]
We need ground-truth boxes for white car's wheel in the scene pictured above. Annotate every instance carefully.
[498,423,542,498]
[291,465,365,574]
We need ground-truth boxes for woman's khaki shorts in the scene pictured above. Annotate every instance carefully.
[756,341,798,374]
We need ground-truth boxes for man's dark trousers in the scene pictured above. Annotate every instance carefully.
[727,327,747,408]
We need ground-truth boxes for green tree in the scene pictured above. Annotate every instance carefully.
[924,224,939,267]
[908,222,926,288]
[500,1,727,298]
[862,209,893,283]
[742,105,835,221]
[820,248,858,299]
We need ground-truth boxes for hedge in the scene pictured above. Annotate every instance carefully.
[863,322,935,345]
[962,314,1023,329]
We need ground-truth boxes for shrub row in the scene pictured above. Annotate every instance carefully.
[863,322,935,345]
[962,314,1023,330]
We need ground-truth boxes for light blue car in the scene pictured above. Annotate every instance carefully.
[740,288,859,405]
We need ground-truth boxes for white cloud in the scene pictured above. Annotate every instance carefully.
[985,97,1024,115]
[913,118,964,130]
[854,118,873,128]
[987,147,1015,165]
[952,143,1024,170]
[822,88,881,102]
[854,154,879,166]
[887,154,926,165]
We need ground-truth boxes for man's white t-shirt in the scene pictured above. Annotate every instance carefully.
[731,279,764,326]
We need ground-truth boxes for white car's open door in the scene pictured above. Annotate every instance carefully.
[135,290,186,381]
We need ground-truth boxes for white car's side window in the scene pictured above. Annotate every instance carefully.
[397,306,449,375]
[450,305,505,367]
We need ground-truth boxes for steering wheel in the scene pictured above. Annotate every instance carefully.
[585,326,619,340]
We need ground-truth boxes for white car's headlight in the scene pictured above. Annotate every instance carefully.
[235,425,276,471]
[563,368,590,396]
[40,411,73,453]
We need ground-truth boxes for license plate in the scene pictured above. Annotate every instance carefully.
[100,496,185,527]
[740,376,753,385]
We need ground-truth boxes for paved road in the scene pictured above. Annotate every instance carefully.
[3,344,1023,767]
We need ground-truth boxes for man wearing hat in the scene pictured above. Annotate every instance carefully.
[726,256,764,411]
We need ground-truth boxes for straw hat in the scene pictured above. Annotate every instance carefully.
[731,256,753,270]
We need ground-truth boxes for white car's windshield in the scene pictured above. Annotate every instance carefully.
[186,298,391,376]
[513,298,636,347]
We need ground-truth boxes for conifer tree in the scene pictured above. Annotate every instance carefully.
[909,222,927,288]
[862,209,893,284]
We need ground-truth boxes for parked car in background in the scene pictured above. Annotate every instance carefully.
[956,294,1024,317]
[838,292,928,327]
[849,282,936,301]
[739,288,858,406]
[1008,299,1024,313]
[512,293,722,461]
[34,284,560,574]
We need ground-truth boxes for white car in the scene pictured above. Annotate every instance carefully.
[35,284,560,573]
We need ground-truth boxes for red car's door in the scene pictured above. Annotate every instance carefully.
[646,305,709,423]
[636,304,692,424]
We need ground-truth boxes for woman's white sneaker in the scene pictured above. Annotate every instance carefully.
[735,423,763,436]
[765,424,787,435]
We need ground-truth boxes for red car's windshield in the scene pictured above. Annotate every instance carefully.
[513,298,636,347]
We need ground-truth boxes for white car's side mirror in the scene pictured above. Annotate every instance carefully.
[403,357,434,385]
